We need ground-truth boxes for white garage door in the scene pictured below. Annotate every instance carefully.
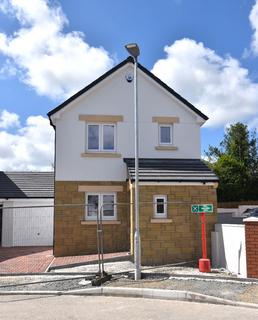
[13,206,53,246]
[2,199,54,247]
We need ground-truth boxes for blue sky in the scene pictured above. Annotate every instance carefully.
[0,0,258,169]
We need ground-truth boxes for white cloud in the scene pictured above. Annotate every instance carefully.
[250,0,258,55]
[0,109,20,128]
[152,38,258,128]
[0,0,114,99]
[0,112,54,170]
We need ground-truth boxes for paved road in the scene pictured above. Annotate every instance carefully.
[0,295,257,319]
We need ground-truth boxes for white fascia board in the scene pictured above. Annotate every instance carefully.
[139,69,207,126]
[138,181,217,186]
[217,208,237,213]
[243,217,258,223]
[0,198,53,204]
[2,198,53,201]
[2,199,54,210]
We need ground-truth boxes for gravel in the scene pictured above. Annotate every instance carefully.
[0,275,91,292]
[50,261,134,274]
[50,260,236,279]
[1,263,258,304]
[1,273,257,304]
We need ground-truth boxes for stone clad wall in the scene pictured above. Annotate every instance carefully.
[54,181,217,265]
[132,185,217,265]
[54,181,130,256]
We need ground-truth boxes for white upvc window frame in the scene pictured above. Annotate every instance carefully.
[159,124,173,145]
[86,123,116,152]
[153,195,167,218]
[85,192,117,221]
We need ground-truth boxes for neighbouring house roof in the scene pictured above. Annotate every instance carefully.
[48,56,208,124]
[0,172,54,199]
[123,158,218,183]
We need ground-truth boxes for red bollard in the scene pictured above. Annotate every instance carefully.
[199,258,211,272]
[199,212,211,273]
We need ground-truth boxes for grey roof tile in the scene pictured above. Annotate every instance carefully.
[123,158,218,183]
[0,171,54,198]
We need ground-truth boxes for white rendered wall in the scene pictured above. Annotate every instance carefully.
[53,64,203,181]
[211,224,246,277]
[1,199,54,247]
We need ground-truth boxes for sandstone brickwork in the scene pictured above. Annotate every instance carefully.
[130,185,217,265]
[54,181,217,265]
[54,181,130,256]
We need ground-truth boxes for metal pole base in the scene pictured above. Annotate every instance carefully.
[91,272,112,286]
[134,230,141,280]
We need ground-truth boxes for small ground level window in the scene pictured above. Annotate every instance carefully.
[86,193,116,220]
[153,195,167,218]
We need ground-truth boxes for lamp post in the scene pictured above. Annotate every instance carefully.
[125,43,141,280]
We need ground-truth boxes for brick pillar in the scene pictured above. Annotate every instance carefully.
[244,217,258,278]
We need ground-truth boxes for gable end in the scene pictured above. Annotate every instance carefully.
[48,57,208,126]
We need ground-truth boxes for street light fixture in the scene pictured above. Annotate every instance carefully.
[125,43,140,59]
[125,43,141,281]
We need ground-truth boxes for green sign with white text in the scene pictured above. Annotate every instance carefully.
[191,204,213,214]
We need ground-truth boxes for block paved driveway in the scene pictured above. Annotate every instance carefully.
[0,247,128,273]
[0,247,53,273]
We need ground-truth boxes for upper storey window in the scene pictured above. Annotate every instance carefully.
[159,124,172,145]
[87,124,116,152]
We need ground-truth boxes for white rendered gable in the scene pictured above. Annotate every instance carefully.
[53,63,203,181]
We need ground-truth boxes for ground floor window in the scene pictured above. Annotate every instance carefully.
[153,195,167,218]
[85,193,116,220]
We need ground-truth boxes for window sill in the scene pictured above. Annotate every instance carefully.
[81,220,121,225]
[151,219,173,223]
[81,152,121,158]
[155,146,178,151]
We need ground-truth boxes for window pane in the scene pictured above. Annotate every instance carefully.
[103,125,115,150]
[87,195,98,217]
[156,198,165,214]
[102,194,115,217]
[160,126,171,144]
[88,125,99,150]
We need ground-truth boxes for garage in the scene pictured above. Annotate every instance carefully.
[0,172,54,247]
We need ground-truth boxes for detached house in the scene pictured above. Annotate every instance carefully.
[48,57,218,265]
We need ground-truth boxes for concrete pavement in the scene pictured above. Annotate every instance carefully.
[0,295,257,320]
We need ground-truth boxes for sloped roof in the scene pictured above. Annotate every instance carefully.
[48,57,208,124]
[0,172,54,199]
[123,158,218,183]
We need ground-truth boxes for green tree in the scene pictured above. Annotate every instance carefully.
[205,122,258,202]
[248,129,258,175]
